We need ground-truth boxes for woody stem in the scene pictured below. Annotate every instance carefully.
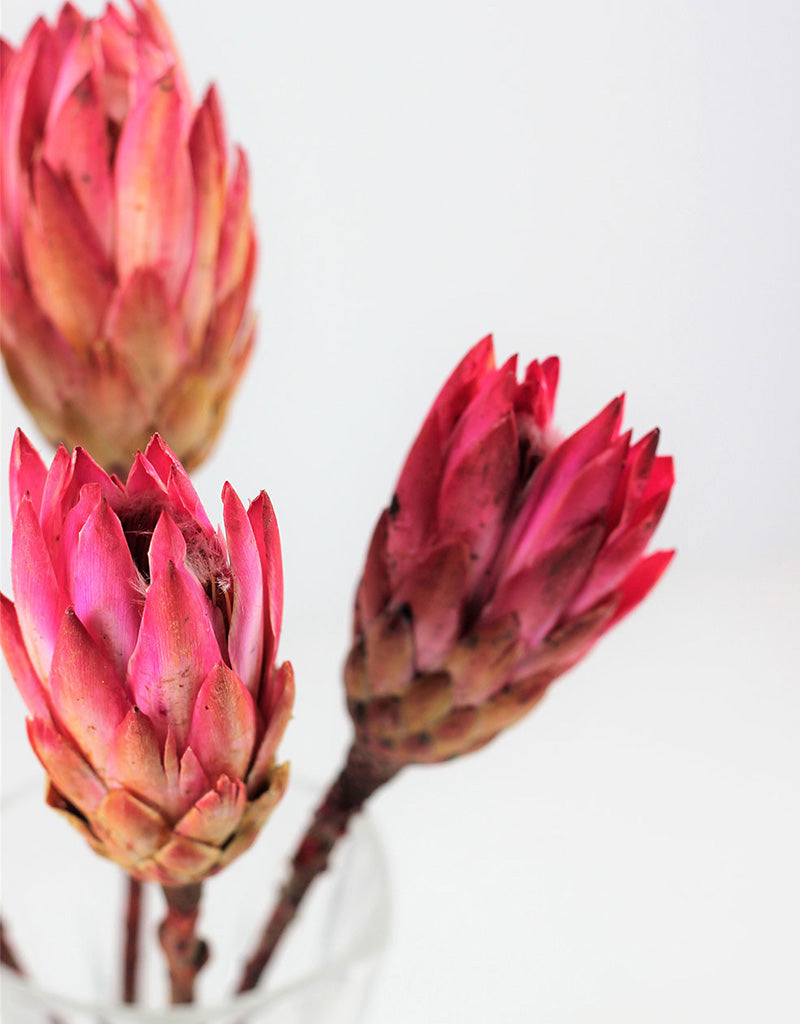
[237,744,399,993]
[158,884,209,1004]
[122,876,142,1004]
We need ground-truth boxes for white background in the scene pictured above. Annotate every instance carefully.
[1,1,799,1020]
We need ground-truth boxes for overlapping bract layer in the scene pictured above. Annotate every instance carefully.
[0,431,293,885]
[1,1,256,472]
[347,336,674,764]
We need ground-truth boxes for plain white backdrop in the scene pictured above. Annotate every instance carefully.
[1,1,799,1020]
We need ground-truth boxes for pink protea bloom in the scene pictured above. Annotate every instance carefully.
[0,1,256,473]
[346,336,674,764]
[0,431,292,886]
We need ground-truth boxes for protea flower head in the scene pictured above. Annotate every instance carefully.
[0,431,292,886]
[346,336,674,765]
[1,1,256,473]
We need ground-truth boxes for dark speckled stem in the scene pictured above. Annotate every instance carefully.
[237,744,399,993]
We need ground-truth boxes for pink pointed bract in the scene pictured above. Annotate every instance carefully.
[346,336,674,764]
[1,431,293,886]
[0,1,256,473]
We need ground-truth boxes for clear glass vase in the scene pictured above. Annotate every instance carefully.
[0,776,390,1024]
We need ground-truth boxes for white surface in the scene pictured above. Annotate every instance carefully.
[2,0,799,1020]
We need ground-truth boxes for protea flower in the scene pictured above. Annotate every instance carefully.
[236,338,675,992]
[0,431,292,886]
[345,336,674,765]
[0,1,256,473]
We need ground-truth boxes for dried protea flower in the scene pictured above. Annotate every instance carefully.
[236,337,675,991]
[0,2,256,473]
[0,431,292,886]
[346,336,674,765]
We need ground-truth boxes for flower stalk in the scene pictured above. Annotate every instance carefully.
[122,877,143,1004]
[237,744,398,993]
[159,884,209,1004]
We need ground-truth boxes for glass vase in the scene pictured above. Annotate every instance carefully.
[0,776,390,1023]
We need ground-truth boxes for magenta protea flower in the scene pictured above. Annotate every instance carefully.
[0,431,292,886]
[347,336,674,764]
[0,2,256,473]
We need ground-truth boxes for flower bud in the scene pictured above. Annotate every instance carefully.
[347,336,674,764]
[1,431,292,885]
[1,2,256,472]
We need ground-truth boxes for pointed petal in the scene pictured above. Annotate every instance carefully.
[107,706,168,812]
[606,428,659,532]
[499,397,625,581]
[71,498,142,676]
[214,147,251,302]
[43,70,114,258]
[148,509,187,578]
[0,593,52,722]
[182,85,225,350]
[22,159,115,353]
[438,412,518,588]
[604,550,675,631]
[175,744,211,819]
[42,14,94,130]
[27,716,106,817]
[174,775,246,847]
[38,444,71,552]
[1,21,46,271]
[133,0,191,103]
[9,429,46,521]
[165,460,214,536]
[49,608,129,771]
[202,235,255,365]
[521,431,630,562]
[53,481,102,591]
[385,413,444,584]
[643,455,675,503]
[106,268,187,391]
[124,449,169,500]
[485,523,605,649]
[570,490,671,617]
[114,68,194,301]
[223,482,263,696]
[0,272,81,426]
[517,597,617,680]
[186,662,256,783]
[394,543,471,672]
[127,559,221,748]
[247,491,283,696]
[142,433,177,484]
[66,445,121,505]
[248,661,294,796]
[11,495,66,682]
[430,335,496,436]
[217,764,289,871]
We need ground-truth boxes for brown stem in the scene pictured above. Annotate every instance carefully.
[237,743,399,994]
[122,877,143,1004]
[158,883,209,1004]
[0,917,24,974]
